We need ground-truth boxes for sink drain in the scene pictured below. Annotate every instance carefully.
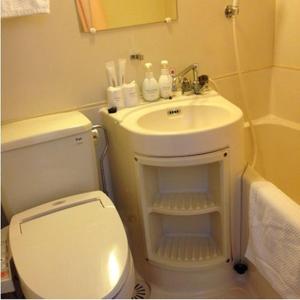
[131,280,150,299]
[167,107,181,115]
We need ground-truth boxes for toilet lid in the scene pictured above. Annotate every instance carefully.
[9,191,130,299]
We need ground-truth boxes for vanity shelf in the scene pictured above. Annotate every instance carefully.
[135,149,230,269]
[155,235,222,267]
[150,192,219,215]
[148,211,225,268]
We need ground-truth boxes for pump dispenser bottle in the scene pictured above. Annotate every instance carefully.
[142,63,159,102]
[158,60,172,99]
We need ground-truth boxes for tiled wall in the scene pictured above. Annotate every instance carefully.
[271,0,300,123]
[1,0,275,123]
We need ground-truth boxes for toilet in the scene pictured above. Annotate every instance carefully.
[1,112,135,298]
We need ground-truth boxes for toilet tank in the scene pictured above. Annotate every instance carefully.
[1,111,99,220]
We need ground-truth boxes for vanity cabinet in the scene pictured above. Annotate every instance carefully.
[135,148,230,269]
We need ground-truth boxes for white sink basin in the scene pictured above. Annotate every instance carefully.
[128,102,237,134]
[101,91,244,156]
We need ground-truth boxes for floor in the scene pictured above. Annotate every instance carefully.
[147,272,258,299]
[2,280,257,299]
[3,268,258,299]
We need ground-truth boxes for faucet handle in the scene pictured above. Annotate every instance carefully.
[193,74,209,94]
[181,77,191,94]
[192,80,201,95]
[198,74,209,87]
[171,74,178,92]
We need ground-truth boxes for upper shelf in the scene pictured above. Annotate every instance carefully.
[150,192,219,215]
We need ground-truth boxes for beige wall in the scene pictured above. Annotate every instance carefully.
[1,0,275,123]
[271,0,300,123]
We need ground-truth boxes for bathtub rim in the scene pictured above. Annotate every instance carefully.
[241,165,281,299]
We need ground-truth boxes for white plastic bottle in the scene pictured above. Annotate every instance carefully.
[158,60,172,99]
[142,63,159,102]
[123,81,140,107]
[107,86,124,109]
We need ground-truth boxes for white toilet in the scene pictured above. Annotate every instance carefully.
[1,112,135,298]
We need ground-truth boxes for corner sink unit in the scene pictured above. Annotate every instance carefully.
[102,91,244,156]
[100,91,245,286]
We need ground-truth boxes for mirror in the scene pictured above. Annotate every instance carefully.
[76,0,177,33]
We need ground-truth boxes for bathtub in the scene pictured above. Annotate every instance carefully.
[242,114,300,298]
[251,115,300,203]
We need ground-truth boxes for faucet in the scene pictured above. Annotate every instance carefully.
[172,63,201,95]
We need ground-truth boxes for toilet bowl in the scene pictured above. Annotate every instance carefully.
[9,191,135,299]
[1,111,136,298]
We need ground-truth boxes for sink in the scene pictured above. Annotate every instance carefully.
[131,103,236,133]
[101,91,244,156]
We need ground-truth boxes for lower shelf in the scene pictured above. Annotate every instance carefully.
[152,235,224,268]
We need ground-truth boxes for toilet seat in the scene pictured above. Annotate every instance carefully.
[9,191,134,299]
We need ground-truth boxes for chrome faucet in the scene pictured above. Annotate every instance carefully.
[172,63,201,94]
